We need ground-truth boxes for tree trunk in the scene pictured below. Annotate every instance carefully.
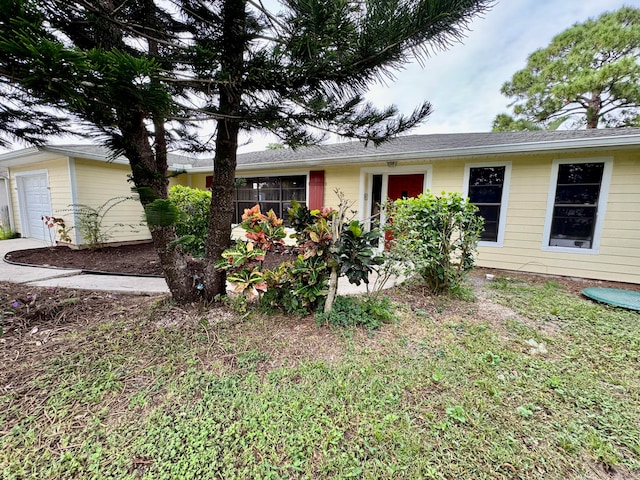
[202,0,246,299]
[202,118,239,299]
[586,92,602,129]
[120,112,202,303]
[324,266,339,312]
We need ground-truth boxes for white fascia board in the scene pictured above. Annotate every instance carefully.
[43,146,130,165]
[0,147,44,166]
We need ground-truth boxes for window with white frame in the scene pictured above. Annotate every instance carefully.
[544,159,612,251]
[464,164,510,245]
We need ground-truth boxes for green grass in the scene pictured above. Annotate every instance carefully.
[1,277,639,479]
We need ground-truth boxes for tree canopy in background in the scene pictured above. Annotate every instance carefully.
[495,6,640,130]
[0,0,492,303]
[491,113,567,132]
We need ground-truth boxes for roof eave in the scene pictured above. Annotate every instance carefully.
[44,146,130,165]
[229,134,640,171]
[0,145,131,167]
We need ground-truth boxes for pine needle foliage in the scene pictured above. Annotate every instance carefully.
[0,0,492,303]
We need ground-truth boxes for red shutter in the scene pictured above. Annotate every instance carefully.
[308,171,324,210]
[205,175,213,189]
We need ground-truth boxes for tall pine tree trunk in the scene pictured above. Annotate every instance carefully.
[202,117,239,298]
[202,0,246,299]
[120,113,202,303]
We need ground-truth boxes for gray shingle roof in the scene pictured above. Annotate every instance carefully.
[233,128,640,168]
[4,128,640,170]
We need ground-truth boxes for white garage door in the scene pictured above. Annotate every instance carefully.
[17,172,51,241]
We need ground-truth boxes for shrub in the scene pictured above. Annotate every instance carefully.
[41,215,72,244]
[262,254,329,315]
[68,196,145,249]
[168,185,212,257]
[219,194,384,315]
[387,191,483,294]
[215,205,285,300]
[315,295,395,330]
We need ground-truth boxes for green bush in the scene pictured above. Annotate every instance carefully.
[315,295,395,330]
[388,191,483,294]
[261,255,329,315]
[0,227,18,240]
[168,185,211,257]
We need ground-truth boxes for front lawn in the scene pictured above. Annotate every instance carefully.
[1,274,638,479]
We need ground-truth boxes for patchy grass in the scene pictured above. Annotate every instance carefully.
[1,275,639,479]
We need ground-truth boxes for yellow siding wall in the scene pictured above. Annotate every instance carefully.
[432,160,466,194]
[428,151,640,285]
[177,148,640,284]
[10,157,72,240]
[322,165,362,210]
[73,158,150,244]
[169,175,189,188]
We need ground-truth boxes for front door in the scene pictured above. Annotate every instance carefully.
[385,174,424,246]
[387,174,424,201]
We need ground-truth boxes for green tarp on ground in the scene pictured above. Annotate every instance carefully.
[582,287,640,311]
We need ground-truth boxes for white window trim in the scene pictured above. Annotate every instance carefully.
[463,162,512,248]
[358,165,432,228]
[542,157,613,255]
[13,169,52,238]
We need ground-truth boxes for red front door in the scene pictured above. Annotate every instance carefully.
[385,174,424,246]
[387,174,424,201]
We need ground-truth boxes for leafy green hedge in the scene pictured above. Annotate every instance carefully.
[388,191,484,294]
[168,185,211,257]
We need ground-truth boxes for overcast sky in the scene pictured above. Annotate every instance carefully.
[240,0,636,152]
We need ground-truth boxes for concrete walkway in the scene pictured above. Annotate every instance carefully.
[1,238,399,296]
[1,238,169,295]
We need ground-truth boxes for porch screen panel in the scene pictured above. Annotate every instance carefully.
[233,175,306,223]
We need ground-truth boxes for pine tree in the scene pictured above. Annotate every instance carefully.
[0,0,492,303]
[497,7,640,129]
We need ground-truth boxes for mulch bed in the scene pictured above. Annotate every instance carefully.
[5,243,164,276]
[4,242,297,276]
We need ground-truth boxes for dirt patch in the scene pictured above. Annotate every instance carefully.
[0,282,158,391]
[474,267,640,297]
